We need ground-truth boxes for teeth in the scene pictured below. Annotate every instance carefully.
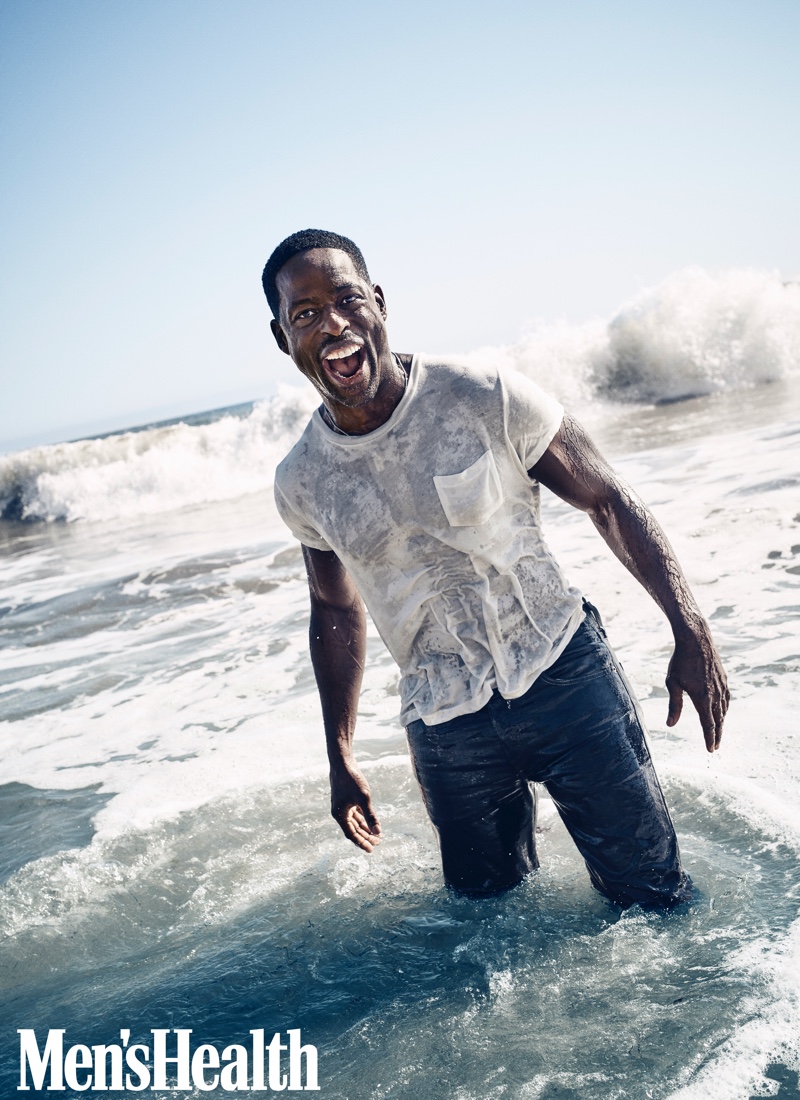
[324,345,361,361]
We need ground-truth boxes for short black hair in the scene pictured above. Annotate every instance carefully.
[261,229,371,319]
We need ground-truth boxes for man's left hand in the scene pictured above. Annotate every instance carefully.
[666,623,730,752]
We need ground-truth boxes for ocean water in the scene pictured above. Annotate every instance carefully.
[1,268,799,1098]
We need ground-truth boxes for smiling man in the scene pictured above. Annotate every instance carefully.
[263,228,729,905]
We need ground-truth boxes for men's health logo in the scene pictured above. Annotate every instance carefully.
[18,1027,320,1092]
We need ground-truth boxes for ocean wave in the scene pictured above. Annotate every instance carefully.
[470,267,800,406]
[0,386,318,523]
[3,268,799,524]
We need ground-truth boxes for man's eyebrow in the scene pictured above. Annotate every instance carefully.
[287,294,316,312]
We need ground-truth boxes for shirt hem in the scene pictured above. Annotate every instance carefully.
[400,600,586,728]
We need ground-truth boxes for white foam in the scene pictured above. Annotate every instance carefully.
[665,919,800,1100]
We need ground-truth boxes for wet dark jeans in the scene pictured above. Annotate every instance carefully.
[406,603,692,907]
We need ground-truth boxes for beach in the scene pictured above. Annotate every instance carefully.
[2,268,799,1098]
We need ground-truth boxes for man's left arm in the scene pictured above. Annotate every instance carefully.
[530,414,730,752]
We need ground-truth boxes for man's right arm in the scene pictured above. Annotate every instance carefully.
[302,545,382,852]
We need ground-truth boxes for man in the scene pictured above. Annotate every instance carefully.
[264,228,729,906]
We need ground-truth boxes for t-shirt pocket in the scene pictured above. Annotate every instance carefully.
[433,450,504,527]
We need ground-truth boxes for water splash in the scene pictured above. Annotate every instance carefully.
[469,267,800,406]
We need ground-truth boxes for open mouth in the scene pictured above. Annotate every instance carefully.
[321,341,365,383]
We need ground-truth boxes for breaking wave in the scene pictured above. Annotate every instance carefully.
[471,267,800,405]
[3,268,799,524]
[0,387,318,524]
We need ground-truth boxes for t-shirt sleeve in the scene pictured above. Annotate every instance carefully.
[273,478,333,552]
[500,366,564,471]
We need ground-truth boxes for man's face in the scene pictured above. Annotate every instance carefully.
[271,248,392,409]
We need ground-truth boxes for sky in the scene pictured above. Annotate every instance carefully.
[1,0,798,452]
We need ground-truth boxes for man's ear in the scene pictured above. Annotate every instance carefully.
[373,284,387,320]
[270,318,290,355]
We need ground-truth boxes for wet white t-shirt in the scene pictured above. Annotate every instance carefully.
[274,355,584,726]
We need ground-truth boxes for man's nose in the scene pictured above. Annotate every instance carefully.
[320,305,349,336]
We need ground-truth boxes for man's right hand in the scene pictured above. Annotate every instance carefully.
[302,546,378,850]
[330,762,382,852]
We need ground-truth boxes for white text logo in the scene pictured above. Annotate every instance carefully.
[18,1027,320,1092]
